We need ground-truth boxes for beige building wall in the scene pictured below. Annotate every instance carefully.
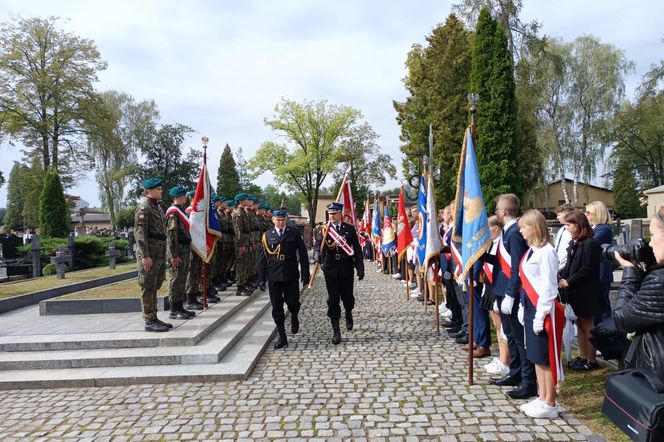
[532,180,614,211]
[645,191,664,218]
[301,195,336,224]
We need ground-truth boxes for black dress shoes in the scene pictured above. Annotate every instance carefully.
[455,335,469,345]
[291,315,300,334]
[145,319,169,332]
[345,311,353,331]
[273,337,288,349]
[507,384,538,399]
[490,375,521,387]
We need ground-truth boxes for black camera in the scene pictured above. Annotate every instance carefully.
[601,238,656,266]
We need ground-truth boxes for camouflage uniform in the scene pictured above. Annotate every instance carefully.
[232,205,252,293]
[166,204,191,304]
[135,197,167,322]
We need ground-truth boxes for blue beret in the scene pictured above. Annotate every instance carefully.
[234,193,247,202]
[168,185,186,197]
[273,210,287,219]
[217,195,226,201]
[212,195,223,203]
[226,200,236,207]
[141,178,163,190]
[258,203,269,210]
[186,190,195,198]
[326,202,343,213]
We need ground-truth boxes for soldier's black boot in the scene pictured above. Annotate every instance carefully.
[345,310,353,331]
[274,322,288,349]
[156,318,173,329]
[169,301,189,320]
[236,285,248,296]
[145,319,170,332]
[291,314,300,334]
[331,319,342,345]
[186,293,204,311]
[180,302,196,318]
[175,301,195,319]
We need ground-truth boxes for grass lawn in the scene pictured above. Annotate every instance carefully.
[0,262,136,300]
[57,278,168,300]
[558,354,630,442]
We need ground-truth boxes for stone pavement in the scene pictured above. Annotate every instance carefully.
[0,265,599,441]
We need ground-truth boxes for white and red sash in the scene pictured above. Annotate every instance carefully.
[442,227,452,261]
[166,206,191,231]
[497,234,512,277]
[450,241,462,279]
[483,242,496,285]
[519,252,565,386]
[326,223,354,256]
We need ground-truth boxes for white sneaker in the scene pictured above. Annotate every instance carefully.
[520,398,542,413]
[483,357,500,370]
[487,361,510,376]
[392,273,402,279]
[525,400,559,419]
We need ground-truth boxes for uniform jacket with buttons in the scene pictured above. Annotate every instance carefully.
[313,222,364,279]
[257,226,310,283]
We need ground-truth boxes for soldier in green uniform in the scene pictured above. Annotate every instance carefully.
[224,200,237,285]
[232,193,253,296]
[135,178,172,332]
[166,186,195,320]
[185,190,204,311]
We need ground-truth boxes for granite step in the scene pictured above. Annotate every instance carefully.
[0,293,271,370]
[0,307,277,390]
[0,291,265,352]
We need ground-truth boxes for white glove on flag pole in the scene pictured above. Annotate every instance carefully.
[189,162,221,263]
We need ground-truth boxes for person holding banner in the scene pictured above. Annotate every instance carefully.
[517,210,564,418]
[166,186,195,320]
[257,210,310,350]
[491,194,535,399]
[313,202,364,345]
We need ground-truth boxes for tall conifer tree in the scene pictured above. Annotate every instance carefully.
[217,144,242,198]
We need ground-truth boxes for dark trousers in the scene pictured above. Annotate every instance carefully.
[472,285,490,347]
[268,280,301,324]
[455,283,469,334]
[444,278,463,328]
[497,296,536,386]
[325,275,355,320]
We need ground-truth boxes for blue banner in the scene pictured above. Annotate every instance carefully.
[417,175,427,268]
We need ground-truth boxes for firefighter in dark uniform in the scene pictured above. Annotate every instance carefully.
[313,202,364,345]
[258,209,310,349]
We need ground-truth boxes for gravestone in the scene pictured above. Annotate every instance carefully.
[67,233,75,268]
[31,235,41,278]
[105,242,122,269]
[50,247,69,279]
[630,219,643,241]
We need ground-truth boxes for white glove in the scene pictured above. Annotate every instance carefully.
[533,317,544,334]
[517,304,524,325]
[500,296,515,315]
[492,300,499,313]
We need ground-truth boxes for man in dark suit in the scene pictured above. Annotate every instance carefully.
[258,210,310,349]
[490,193,536,399]
[313,202,364,345]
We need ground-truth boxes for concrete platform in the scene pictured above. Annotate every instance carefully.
[0,289,277,390]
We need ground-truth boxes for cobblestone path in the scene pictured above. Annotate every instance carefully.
[0,265,598,441]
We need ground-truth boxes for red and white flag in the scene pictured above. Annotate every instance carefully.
[336,172,357,227]
[189,162,221,263]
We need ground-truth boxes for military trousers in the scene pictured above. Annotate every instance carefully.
[324,275,355,320]
[268,280,301,325]
[186,251,202,295]
[235,248,251,286]
[168,249,190,304]
[138,251,166,322]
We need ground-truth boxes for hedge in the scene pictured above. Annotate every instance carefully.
[17,236,130,271]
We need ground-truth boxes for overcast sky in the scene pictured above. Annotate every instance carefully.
[1,0,662,208]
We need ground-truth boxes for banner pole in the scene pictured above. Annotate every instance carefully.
[202,262,208,309]
[404,255,410,301]
[468,268,475,385]
[434,264,440,334]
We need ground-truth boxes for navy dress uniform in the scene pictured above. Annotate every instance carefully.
[313,202,364,345]
[258,210,310,349]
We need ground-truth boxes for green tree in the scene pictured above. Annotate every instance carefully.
[128,123,201,208]
[333,122,396,206]
[470,8,519,211]
[3,162,27,230]
[216,143,241,198]
[259,184,301,216]
[235,147,261,196]
[86,91,159,226]
[115,206,136,229]
[250,98,360,224]
[39,170,69,238]
[0,16,107,174]
[0,171,4,189]
[394,14,474,205]
[612,153,646,219]
[567,35,633,202]
[21,156,45,229]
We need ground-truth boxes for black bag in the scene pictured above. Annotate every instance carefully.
[590,317,628,360]
[602,368,664,441]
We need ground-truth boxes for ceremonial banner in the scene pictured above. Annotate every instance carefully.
[424,175,442,266]
[189,162,221,262]
[396,188,413,260]
[416,175,427,269]
[452,128,491,279]
[381,205,396,255]
[336,172,357,227]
